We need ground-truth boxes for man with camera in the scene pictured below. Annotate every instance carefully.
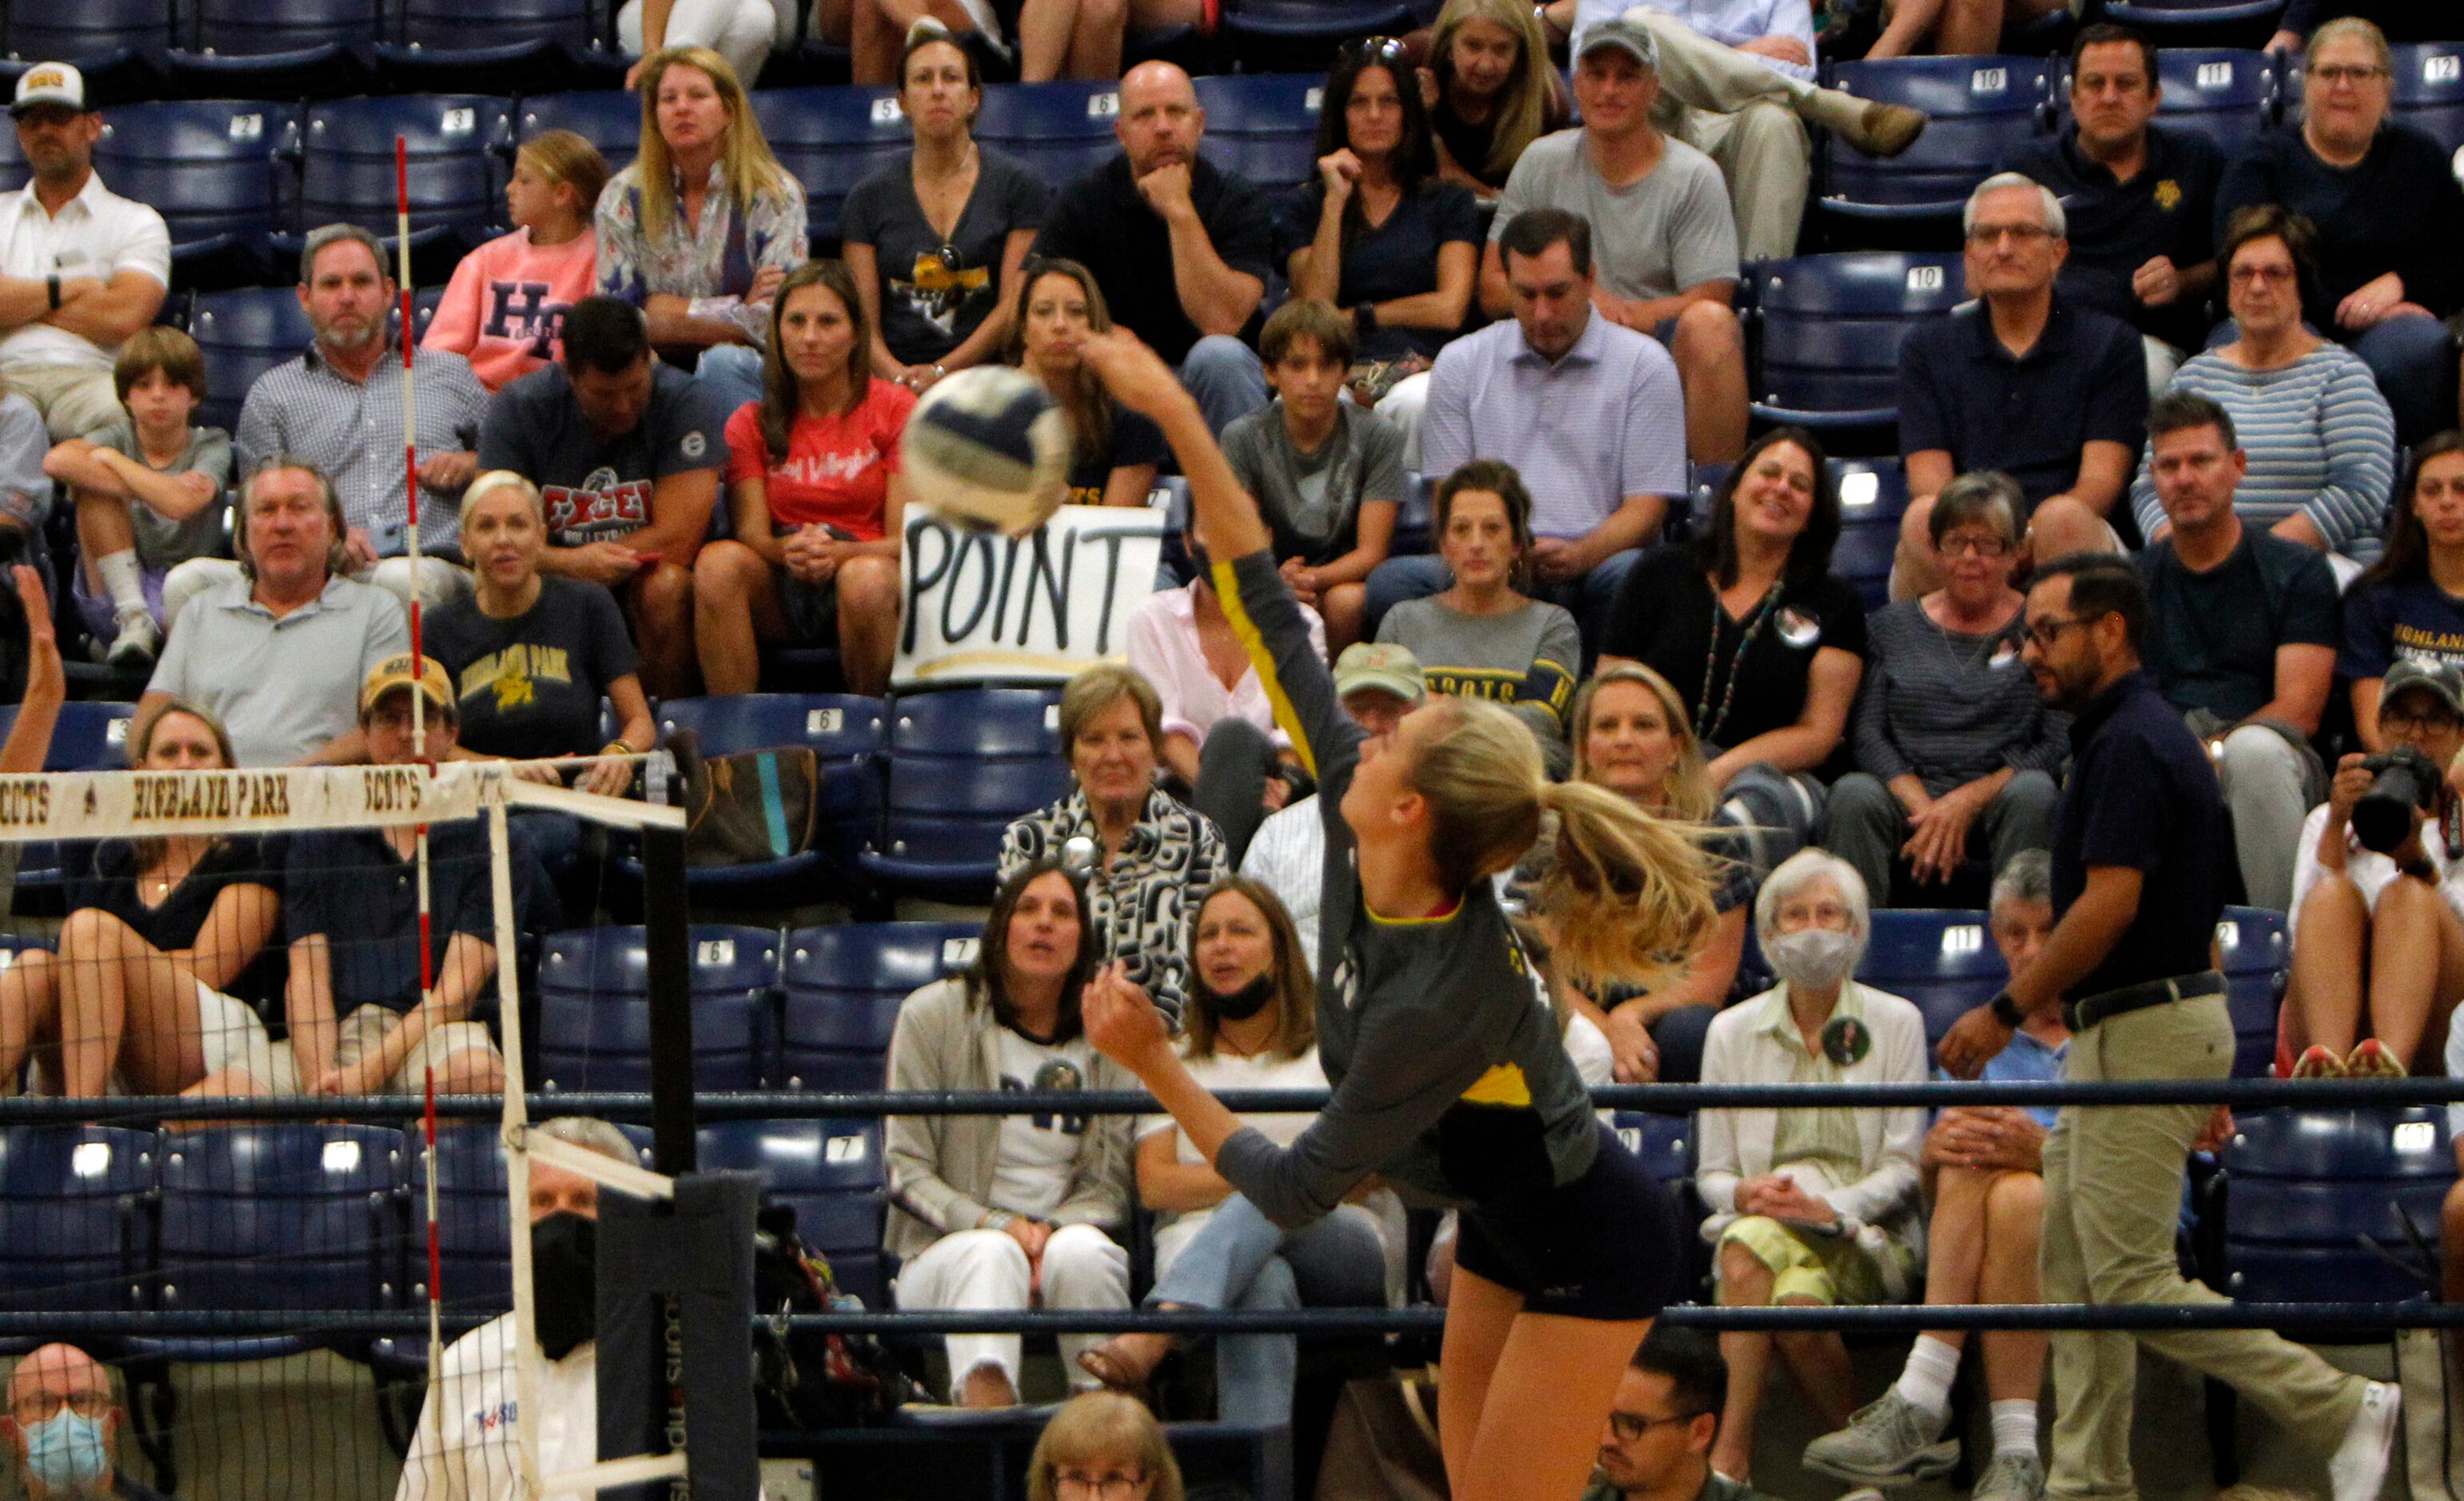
[2283,658,2464,1079]
[2134,389,2339,913]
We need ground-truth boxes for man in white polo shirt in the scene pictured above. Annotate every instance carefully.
[0,65,170,441]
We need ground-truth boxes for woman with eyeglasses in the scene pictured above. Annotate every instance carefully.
[1285,38,1480,392]
[885,861,1136,1408]
[1820,472,2064,906]
[844,21,1049,396]
[2215,17,2464,445]
[1598,428,1867,878]
[1011,259,1170,508]
[1025,1392,1184,1501]
[2128,205,2396,567]
[2343,434,2464,750]
[1419,0,1572,201]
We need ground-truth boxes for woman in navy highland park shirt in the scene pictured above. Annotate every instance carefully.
[1073,328,1718,1501]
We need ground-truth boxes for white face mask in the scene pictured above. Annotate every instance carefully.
[1766,927,1861,990]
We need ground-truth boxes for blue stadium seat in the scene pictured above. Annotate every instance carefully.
[377,0,613,94]
[2211,1106,2454,1304]
[1748,252,1966,434]
[1856,909,2007,1049]
[1831,521,1898,609]
[1390,472,1433,555]
[2215,904,2287,1079]
[189,286,313,435]
[2099,0,2288,46]
[976,81,1126,185]
[780,921,979,1090]
[751,86,913,247]
[536,923,780,1092]
[1832,456,1912,528]
[0,121,23,194]
[1217,1,1416,75]
[5,0,173,102]
[167,0,381,98]
[156,1125,409,1313]
[0,701,135,771]
[0,1126,153,1312]
[94,101,295,292]
[1818,57,2054,241]
[2061,49,2278,155]
[2287,42,2464,158]
[698,1117,892,1307]
[406,1121,514,1314]
[1613,1110,1693,1183]
[652,694,884,898]
[860,687,1073,901]
[505,90,643,181]
[1193,73,1325,192]
[284,95,510,274]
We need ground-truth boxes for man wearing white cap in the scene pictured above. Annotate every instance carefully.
[0,66,169,442]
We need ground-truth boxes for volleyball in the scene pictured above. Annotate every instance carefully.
[901,364,1073,537]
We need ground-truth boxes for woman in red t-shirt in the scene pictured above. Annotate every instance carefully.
[696,259,916,695]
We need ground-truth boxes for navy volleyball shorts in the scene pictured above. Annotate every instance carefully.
[1453,1120,1684,1321]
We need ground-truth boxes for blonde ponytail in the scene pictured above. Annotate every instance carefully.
[1531,779,1720,993]
[1409,699,1719,989]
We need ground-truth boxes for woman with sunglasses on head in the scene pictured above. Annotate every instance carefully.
[1286,37,1480,400]
[1821,471,2065,906]
[1075,325,1717,1501]
[2215,17,2464,445]
[1419,0,1572,202]
[845,21,1049,397]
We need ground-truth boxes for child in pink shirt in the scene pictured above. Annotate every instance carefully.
[423,130,607,392]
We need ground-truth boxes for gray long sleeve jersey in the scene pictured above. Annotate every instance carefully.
[1211,549,1601,1228]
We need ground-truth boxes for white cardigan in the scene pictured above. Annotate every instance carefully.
[1695,980,1928,1268]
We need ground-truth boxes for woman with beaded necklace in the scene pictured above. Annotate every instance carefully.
[1598,426,1866,878]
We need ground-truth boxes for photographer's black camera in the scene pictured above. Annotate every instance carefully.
[2354,744,2442,854]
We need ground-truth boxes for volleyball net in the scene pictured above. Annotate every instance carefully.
[0,758,710,1501]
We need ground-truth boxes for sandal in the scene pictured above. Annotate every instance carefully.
[1075,1338,1163,1400]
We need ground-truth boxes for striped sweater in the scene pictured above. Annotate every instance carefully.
[2129,344,2397,561]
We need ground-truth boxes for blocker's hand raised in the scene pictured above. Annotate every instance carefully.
[1082,961,1170,1074]
[1076,330,1194,422]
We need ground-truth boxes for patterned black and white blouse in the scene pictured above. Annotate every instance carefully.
[998,786,1226,1029]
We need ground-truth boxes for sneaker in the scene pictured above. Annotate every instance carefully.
[2291,1045,2349,1080]
[1802,1391,1960,1485]
[2346,1039,2408,1080]
[2328,1380,2400,1501]
[1844,101,1928,157]
[1972,1451,2045,1501]
[104,611,160,669]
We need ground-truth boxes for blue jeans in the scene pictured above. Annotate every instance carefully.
[2350,313,2458,448]
[696,343,766,419]
[1180,336,1270,436]
[1362,547,1644,661]
[1149,1192,1388,1427]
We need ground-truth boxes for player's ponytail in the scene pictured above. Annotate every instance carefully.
[1408,698,1717,988]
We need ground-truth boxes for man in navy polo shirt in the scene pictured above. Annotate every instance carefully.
[1938,553,2399,1501]
[1893,173,2147,599]
[2000,23,2223,387]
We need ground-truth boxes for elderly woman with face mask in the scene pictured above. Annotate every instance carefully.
[1695,848,1926,1487]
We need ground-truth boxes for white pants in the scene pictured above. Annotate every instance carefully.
[617,0,795,83]
[2215,723,2312,914]
[1633,10,1816,261]
[8,366,124,444]
[893,1225,1130,1399]
[161,556,472,630]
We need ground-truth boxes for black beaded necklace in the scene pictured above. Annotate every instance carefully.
[1696,579,1785,746]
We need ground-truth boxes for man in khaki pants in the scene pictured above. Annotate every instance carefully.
[1940,553,2399,1501]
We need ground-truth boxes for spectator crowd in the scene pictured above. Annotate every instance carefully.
[3,0,2464,1496]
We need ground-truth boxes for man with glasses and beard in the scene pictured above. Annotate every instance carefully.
[1937,553,2399,1501]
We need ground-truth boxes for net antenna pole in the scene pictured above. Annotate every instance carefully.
[397,134,446,1392]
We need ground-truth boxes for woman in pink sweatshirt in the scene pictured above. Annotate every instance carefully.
[422,130,609,392]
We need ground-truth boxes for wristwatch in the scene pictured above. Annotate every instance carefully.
[44,274,59,311]
[1989,990,2025,1028]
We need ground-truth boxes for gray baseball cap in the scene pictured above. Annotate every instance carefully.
[1577,15,1660,70]
[2381,658,2464,720]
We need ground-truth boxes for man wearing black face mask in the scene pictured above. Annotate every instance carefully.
[397,1117,640,1501]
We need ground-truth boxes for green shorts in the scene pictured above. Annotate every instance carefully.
[1716,1214,1892,1306]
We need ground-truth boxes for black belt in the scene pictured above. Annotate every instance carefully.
[2063,970,2226,1033]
